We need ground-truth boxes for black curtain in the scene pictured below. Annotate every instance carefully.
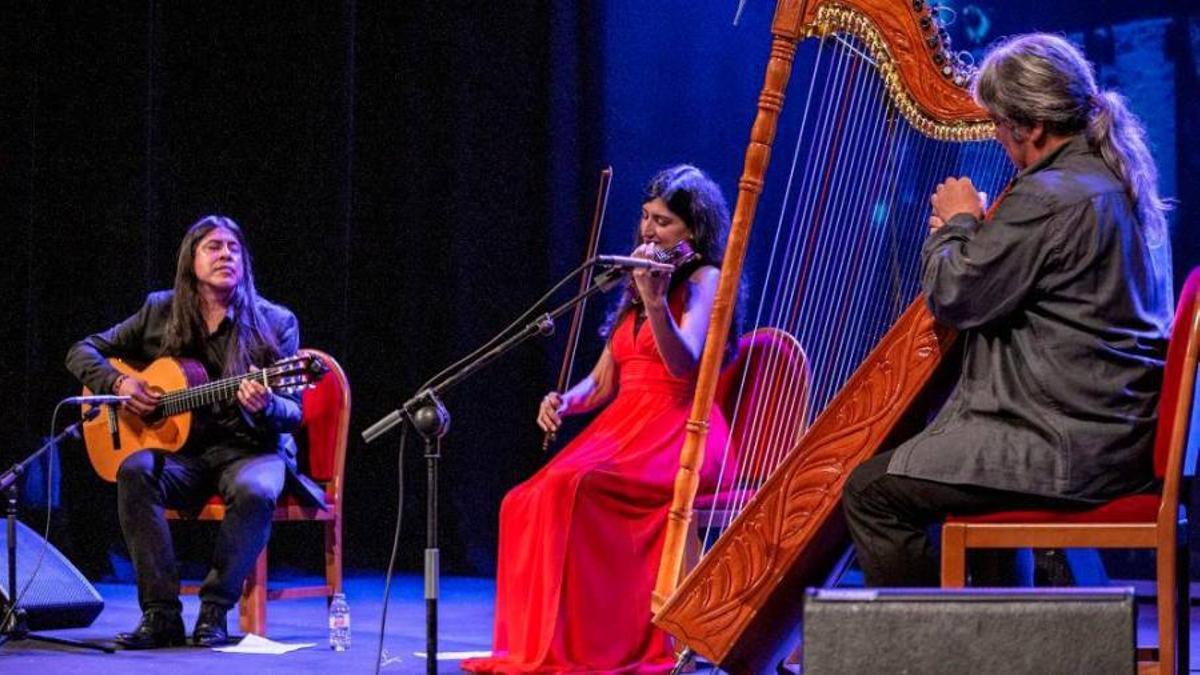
[1,1,604,577]
[2,1,1196,580]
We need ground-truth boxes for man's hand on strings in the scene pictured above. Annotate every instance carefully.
[930,176,985,225]
[116,375,160,418]
[237,366,273,414]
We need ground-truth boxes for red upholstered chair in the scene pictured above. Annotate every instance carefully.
[687,328,809,561]
[166,348,351,636]
[941,268,1200,675]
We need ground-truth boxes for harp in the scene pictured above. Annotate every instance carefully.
[651,1,1014,672]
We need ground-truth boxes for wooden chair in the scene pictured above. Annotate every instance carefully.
[687,328,809,562]
[940,268,1200,675]
[166,348,351,635]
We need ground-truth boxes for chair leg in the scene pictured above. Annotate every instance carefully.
[941,524,967,587]
[325,517,343,597]
[1157,541,1177,675]
[239,548,268,635]
[1177,533,1190,674]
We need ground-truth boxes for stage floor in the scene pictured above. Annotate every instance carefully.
[0,573,1192,673]
[0,573,502,674]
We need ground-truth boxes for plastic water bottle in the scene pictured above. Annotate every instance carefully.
[329,592,351,651]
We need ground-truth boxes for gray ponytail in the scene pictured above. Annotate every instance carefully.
[1086,90,1170,243]
[974,33,1170,243]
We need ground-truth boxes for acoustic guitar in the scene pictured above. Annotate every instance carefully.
[81,353,327,481]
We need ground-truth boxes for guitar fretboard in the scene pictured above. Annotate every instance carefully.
[156,367,281,417]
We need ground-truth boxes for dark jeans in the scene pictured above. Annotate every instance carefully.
[116,446,285,613]
[842,450,1083,587]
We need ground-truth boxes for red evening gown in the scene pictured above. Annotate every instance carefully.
[462,293,730,674]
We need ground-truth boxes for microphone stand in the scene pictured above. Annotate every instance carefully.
[362,267,625,675]
[0,406,114,653]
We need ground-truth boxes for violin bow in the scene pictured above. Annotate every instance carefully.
[543,166,613,451]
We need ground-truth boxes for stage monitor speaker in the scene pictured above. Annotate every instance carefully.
[0,519,104,630]
[803,587,1135,675]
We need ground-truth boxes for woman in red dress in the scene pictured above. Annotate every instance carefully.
[463,165,736,673]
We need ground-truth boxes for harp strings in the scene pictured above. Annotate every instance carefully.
[735,38,855,516]
[699,34,835,540]
[804,45,893,416]
[700,34,1014,547]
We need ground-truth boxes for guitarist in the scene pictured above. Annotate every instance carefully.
[66,215,323,649]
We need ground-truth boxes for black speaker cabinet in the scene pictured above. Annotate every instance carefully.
[0,519,104,630]
[803,587,1135,674]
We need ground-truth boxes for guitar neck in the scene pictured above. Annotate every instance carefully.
[155,368,278,417]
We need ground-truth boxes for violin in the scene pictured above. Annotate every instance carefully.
[652,239,700,270]
[628,240,701,307]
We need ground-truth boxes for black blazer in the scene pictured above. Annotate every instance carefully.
[66,290,326,508]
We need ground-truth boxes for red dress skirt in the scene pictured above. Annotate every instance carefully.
[462,303,729,673]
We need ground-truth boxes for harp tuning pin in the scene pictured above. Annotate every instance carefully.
[919,16,932,31]
[912,0,925,11]
[942,65,954,77]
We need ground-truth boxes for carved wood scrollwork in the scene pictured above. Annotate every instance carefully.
[655,298,956,663]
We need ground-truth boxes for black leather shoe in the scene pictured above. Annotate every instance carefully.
[192,603,231,647]
[115,609,186,649]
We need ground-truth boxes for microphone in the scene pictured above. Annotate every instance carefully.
[62,395,132,405]
[593,255,674,274]
[106,405,122,450]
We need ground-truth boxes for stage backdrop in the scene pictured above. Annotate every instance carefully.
[1,1,1196,579]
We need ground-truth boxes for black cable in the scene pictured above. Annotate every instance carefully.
[416,260,593,394]
[0,401,65,631]
[374,422,408,674]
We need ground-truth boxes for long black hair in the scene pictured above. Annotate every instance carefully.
[159,215,282,376]
[601,165,740,359]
